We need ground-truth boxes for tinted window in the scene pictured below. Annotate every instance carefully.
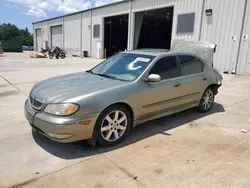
[179,55,204,76]
[149,56,180,80]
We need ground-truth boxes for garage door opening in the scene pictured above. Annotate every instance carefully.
[104,14,129,58]
[134,7,173,50]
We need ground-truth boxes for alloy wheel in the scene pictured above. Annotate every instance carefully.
[202,89,214,110]
[101,110,128,142]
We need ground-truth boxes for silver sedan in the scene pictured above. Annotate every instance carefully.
[25,40,222,146]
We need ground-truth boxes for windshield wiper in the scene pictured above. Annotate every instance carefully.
[87,71,126,81]
[96,73,119,80]
[86,70,93,74]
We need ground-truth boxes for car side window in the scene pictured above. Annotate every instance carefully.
[179,55,205,76]
[149,56,180,80]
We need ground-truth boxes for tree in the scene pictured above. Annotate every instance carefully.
[0,23,20,40]
[0,23,33,46]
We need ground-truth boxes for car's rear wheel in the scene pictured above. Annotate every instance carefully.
[198,87,215,113]
[95,105,132,146]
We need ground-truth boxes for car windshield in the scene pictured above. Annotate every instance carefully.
[90,53,155,81]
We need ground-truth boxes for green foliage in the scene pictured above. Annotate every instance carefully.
[0,24,33,46]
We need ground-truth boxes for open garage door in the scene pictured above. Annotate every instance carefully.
[104,14,129,58]
[51,25,63,48]
[134,7,173,50]
[36,28,42,51]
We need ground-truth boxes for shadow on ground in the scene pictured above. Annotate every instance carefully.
[33,103,225,159]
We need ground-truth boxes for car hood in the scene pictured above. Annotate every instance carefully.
[31,72,127,103]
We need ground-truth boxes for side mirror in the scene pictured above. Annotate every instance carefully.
[146,74,161,83]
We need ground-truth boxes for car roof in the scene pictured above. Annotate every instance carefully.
[122,40,216,66]
[123,49,170,56]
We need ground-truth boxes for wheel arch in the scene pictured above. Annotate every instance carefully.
[101,102,134,123]
[207,84,220,95]
[92,102,134,145]
[93,102,134,131]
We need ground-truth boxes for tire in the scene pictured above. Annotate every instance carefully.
[198,87,215,113]
[94,105,132,146]
[60,52,66,59]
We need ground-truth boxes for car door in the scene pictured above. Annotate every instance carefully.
[137,55,183,120]
[177,54,209,106]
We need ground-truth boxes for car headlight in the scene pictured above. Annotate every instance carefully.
[44,103,79,116]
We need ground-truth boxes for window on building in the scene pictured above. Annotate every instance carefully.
[93,24,100,38]
[179,55,205,76]
[149,56,180,80]
[176,13,195,34]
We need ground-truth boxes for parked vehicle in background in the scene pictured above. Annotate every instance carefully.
[24,40,222,146]
[23,45,34,51]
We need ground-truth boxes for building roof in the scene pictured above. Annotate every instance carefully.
[33,0,131,24]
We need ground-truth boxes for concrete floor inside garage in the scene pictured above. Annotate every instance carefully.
[1,52,250,188]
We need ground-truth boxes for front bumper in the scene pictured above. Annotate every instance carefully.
[24,100,100,143]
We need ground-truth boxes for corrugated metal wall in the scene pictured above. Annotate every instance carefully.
[41,22,48,44]
[48,18,63,49]
[33,23,42,51]
[32,0,250,75]
[131,0,203,41]
[81,11,91,56]
[200,0,246,73]
[91,2,129,58]
[237,0,250,75]
[172,0,203,41]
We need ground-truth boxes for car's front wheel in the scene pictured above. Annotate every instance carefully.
[95,105,132,146]
[198,87,215,113]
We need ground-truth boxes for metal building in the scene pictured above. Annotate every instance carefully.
[33,0,250,75]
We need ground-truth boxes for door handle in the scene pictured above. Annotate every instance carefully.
[203,78,207,81]
[174,83,180,87]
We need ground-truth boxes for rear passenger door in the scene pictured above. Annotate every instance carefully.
[177,54,209,106]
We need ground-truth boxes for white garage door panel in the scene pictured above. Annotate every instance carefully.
[51,25,63,48]
[36,28,42,51]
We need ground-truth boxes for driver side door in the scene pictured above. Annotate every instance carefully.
[137,55,183,121]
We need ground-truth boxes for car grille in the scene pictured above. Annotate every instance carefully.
[29,95,43,110]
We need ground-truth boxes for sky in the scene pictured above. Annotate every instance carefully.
[0,0,123,33]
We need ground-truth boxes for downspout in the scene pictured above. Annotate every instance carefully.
[80,13,83,57]
[234,0,248,74]
[41,22,43,50]
[62,17,65,49]
[90,10,92,57]
[47,21,49,48]
[198,0,205,41]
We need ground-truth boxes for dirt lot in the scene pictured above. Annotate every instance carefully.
[1,53,250,188]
